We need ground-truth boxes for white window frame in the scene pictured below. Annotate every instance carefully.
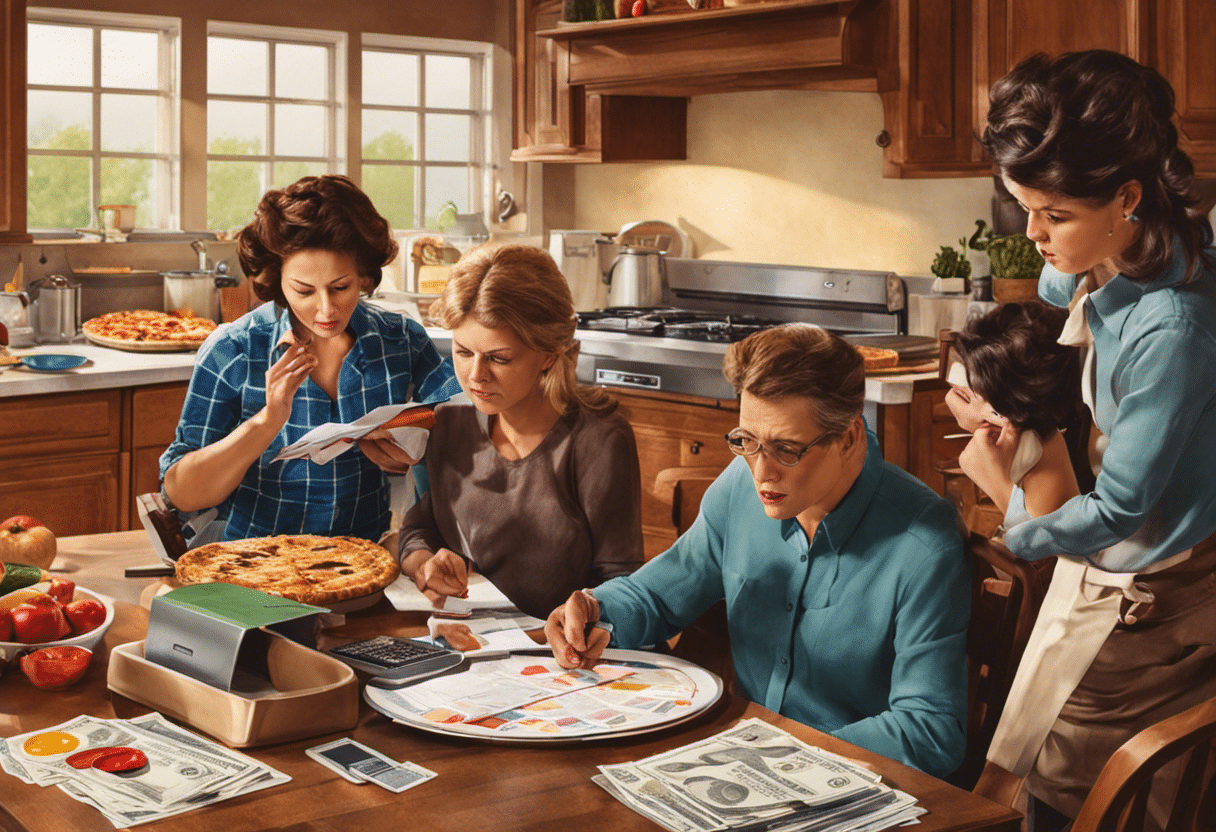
[26,7,181,231]
[205,21,346,204]
[361,33,495,230]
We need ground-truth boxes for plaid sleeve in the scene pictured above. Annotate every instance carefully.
[403,317,461,403]
[158,333,251,483]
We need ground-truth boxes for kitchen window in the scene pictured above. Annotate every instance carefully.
[361,35,492,231]
[206,24,345,233]
[26,9,180,232]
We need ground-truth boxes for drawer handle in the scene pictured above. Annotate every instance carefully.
[689,441,702,455]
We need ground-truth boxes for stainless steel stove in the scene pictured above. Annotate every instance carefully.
[573,258,933,399]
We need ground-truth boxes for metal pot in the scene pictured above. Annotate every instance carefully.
[161,268,239,322]
[29,275,81,344]
[599,245,667,308]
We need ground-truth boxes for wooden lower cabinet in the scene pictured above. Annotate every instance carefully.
[0,381,189,537]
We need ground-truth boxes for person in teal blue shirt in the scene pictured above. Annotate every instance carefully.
[545,324,970,778]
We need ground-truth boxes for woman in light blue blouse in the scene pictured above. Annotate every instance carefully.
[961,51,1216,830]
[160,175,460,543]
[545,324,971,777]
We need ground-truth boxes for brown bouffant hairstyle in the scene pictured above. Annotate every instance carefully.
[428,244,615,415]
[237,175,398,305]
[723,324,864,437]
[983,50,1214,284]
[953,301,1081,439]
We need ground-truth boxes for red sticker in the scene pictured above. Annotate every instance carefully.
[520,665,548,676]
[92,747,148,773]
[66,748,117,769]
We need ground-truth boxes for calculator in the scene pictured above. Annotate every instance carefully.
[326,636,465,680]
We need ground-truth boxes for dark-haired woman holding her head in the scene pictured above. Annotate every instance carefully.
[960,50,1216,830]
[161,175,460,543]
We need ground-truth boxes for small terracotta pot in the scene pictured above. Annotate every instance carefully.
[991,277,1039,303]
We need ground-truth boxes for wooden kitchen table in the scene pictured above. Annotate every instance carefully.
[1,533,1022,832]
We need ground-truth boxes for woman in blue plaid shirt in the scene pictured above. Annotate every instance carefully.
[160,175,460,543]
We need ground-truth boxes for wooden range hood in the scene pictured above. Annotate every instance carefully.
[535,0,885,99]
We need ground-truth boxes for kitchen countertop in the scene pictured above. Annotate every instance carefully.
[0,342,197,398]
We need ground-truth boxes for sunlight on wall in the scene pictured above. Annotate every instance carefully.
[571,90,996,277]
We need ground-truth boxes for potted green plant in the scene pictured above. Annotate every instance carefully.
[930,240,971,294]
[968,220,1044,303]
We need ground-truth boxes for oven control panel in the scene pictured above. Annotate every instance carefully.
[596,369,660,390]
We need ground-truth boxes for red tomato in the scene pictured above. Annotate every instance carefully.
[24,593,60,608]
[0,609,12,641]
[10,600,71,643]
[48,577,75,605]
[19,645,92,689]
[631,0,645,15]
[64,599,107,635]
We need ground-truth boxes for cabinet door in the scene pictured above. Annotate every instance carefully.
[0,390,122,460]
[984,0,1145,79]
[127,382,189,528]
[615,392,737,558]
[1154,0,1216,176]
[0,454,121,536]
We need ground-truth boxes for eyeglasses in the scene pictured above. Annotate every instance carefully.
[724,428,835,468]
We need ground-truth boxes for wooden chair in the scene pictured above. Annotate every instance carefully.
[652,466,734,689]
[1069,695,1216,832]
[949,531,1052,791]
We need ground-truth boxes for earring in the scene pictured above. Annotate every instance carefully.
[1129,212,1139,223]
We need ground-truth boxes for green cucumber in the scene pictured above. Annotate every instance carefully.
[0,562,50,596]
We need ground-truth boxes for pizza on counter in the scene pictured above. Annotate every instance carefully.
[82,309,217,347]
[174,534,400,606]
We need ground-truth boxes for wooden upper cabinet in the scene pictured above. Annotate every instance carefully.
[1153,0,1216,176]
[0,0,29,242]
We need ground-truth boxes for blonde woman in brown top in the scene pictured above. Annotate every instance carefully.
[398,244,644,618]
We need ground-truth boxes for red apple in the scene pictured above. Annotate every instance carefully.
[0,515,56,570]
[47,577,74,605]
[63,599,107,635]
[10,599,71,643]
[19,645,92,689]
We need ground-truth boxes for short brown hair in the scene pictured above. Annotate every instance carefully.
[723,324,864,436]
[429,243,615,415]
[237,175,398,305]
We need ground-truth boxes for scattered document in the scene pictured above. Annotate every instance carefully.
[272,403,430,465]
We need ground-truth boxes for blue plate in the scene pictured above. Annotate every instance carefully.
[21,353,90,372]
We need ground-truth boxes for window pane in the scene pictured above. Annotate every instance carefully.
[274,103,326,157]
[272,161,326,189]
[28,156,92,229]
[275,43,328,100]
[425,55,471,108]
[28,24,92,87]
[363,110,417,160]
[101,29,159,89]
[424,166,469,226]
[208,101,267,155]
[100,157,153,227]
[208,160,265,232]
[101,94,157,152]
[28,90,92,150]
[363,50,418,107]
[362,163,416,231]
[424,113,471,162]
[208,37,268,96]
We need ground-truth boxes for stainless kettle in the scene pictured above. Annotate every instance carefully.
[599,244,667,308]
[29,275,81,344]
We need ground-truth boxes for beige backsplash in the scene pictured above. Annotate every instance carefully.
[567,89,996,278]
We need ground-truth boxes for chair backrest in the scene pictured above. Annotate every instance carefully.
[136,492,188,561]
[1071,695,1216,832]
[950,531,1052,790]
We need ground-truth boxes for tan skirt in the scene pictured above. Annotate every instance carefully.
[1027,531,1216,824]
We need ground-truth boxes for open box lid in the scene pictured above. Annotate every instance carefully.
[145,583,325,692]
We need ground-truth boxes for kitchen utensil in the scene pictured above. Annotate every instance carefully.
[161,269,240,322]
[600,245,668,308]
[0,291,33,347]
[616,220,692,258]
[28,274,81,344]
[549,230,611,311]
[19,354,90,372]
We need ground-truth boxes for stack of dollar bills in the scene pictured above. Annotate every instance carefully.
[1,713,289,828]
[594,718,927,832]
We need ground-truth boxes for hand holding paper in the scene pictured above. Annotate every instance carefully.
[272,403,437,465]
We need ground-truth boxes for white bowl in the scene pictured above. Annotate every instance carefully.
[0,587,115,663]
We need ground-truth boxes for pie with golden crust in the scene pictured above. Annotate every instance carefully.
[175,534,399,605]
[856,344,901,371]
[83,310,217,348]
